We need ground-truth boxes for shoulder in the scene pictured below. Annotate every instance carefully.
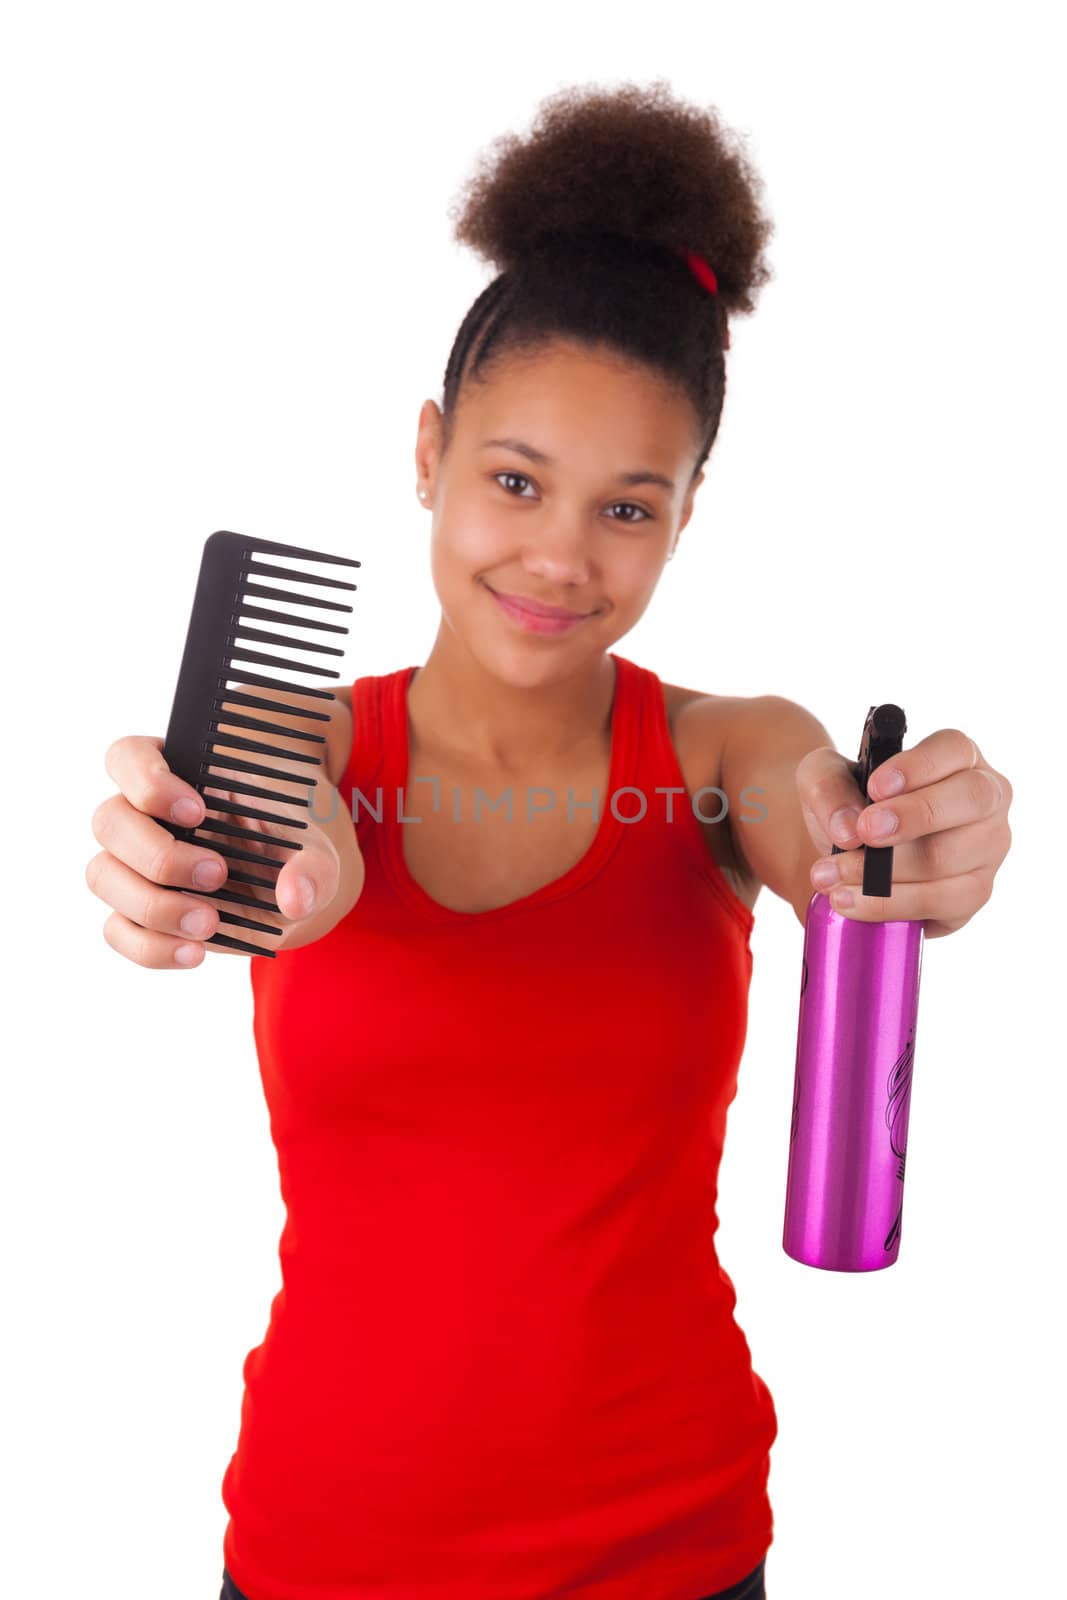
[658,679,746,794]
[659,682,831,876]
[699,691,835,923]
[715,692,833,794]
[665,686,829,777]
[657,680,755,891]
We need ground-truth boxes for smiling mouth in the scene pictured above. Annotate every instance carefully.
[483,583,600,620]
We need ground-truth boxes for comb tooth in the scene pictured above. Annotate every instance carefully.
[202,773,319,805]
[241,538,360,569]
[230,625,344,658]
[200,753,321,785]
[219,670,336,701]
[175,838,285,870]
[206,886,281,913]
[205,730,323,765]
[218,867,282,892]
[241,581,353,614]
[204,796,310,829]
[156,832,283,870]
[235,603,347,635]
[224,646,341,680]
[193,817,304,849]
[243,558,358,592]
[162,884,281,914]
[206,930,278,957]
[216,907,283,936]
[210,711,326,745]
[214,690,331,722]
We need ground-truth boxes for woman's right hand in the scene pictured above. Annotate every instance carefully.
[87,732,359,969]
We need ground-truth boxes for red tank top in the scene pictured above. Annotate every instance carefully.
[221,652,777,1600]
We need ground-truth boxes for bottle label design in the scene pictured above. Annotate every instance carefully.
[883,1029,916,1254]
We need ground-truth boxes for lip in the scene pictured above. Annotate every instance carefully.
[489,586,594,620]
[484,583,599,636]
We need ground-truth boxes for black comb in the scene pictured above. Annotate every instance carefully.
[158,529,360,957]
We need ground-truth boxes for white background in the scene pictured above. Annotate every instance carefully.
[3,3,1062,1597]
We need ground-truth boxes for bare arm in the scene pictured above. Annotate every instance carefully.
[720,694,839,927]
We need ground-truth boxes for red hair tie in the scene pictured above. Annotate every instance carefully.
[682,249,729,348]
[684,250,719,295]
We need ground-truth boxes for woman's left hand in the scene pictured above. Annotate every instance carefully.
[796,728,1013,938]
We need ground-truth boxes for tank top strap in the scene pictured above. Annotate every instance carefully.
[337,669,406,841]
[620,658,700,823]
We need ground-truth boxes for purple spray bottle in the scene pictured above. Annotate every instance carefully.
[783,704,925,1272]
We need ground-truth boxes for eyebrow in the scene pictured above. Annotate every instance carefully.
[480,436,676,492]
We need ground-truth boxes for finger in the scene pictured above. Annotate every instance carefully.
[825,866,994,935]
[273,834,342,922]
[91,793,229,891]
[855,764,1005,849]
[864,726,985,802]
[810,815,1012,892]
[797,748,868,852]
[101,908,212,969]
[86,850,222,942]
[104,735,208,827]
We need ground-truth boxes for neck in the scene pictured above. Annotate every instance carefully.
[406,624,617,775]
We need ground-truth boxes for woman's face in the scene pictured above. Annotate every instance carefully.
[415,339,705,683]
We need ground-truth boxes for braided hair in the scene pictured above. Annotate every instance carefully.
[440,79,775,482]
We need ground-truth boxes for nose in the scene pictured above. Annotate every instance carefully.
[520,519,594,587]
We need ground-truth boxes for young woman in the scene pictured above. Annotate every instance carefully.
[88,81,1012,1600]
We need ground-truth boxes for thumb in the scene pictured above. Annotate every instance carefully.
[274,833,342,922]
[796,748,867,855]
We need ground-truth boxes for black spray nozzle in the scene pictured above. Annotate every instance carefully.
[831,703,907,898]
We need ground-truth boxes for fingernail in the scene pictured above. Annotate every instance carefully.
[832,888,854,910]
[180,908,214,937]
[174,943,203,966]
[193,859,226,889]
[871,767,905,798]
[295,874,316,916]
[171,797,202,826]
[811,860,839,889]
[830,806,861,843]
[863,808,898,838]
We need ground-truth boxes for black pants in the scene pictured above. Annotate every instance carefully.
[219,1556,765,1599]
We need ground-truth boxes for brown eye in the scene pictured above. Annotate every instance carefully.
[607,502,651,523]
[494,472,537,497]
[493,473,651,522]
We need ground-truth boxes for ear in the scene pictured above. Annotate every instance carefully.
[415,399,443,485]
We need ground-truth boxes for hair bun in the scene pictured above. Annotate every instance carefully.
[448,78,773,318]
